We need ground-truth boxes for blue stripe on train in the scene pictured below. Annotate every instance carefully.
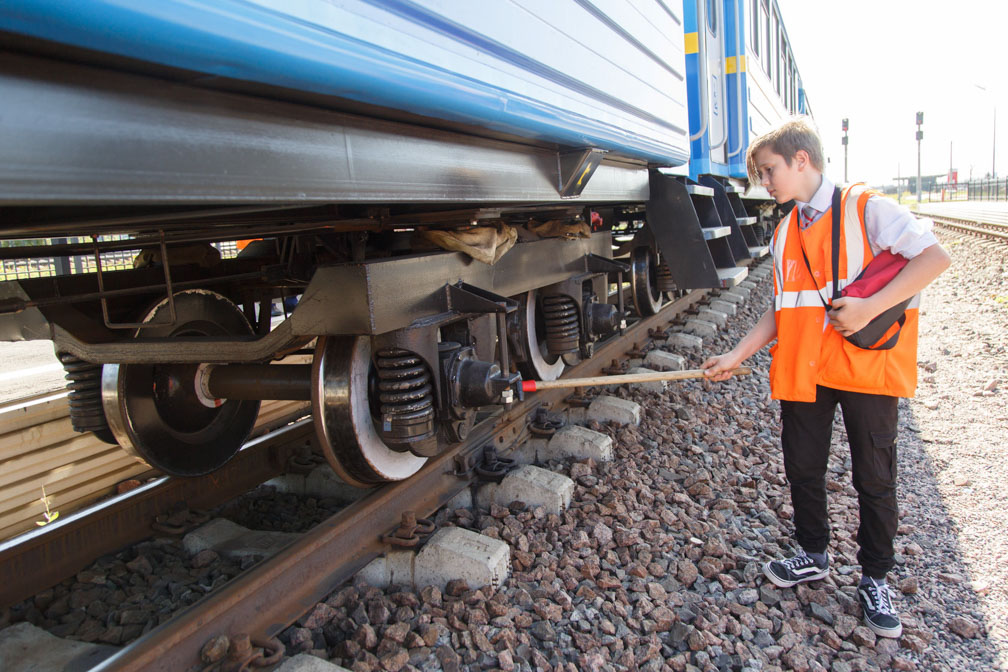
[0,0,689,165]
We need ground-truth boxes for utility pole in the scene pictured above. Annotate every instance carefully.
[916,111,924,203]
[842,118,849,183]
[994,106,997,179]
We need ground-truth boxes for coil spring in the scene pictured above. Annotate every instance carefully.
[374,348,435,450]
[542,294,580,355]
[657,263,676,292]
[58,353,116,444]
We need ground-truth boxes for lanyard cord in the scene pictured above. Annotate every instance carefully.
[796,186,842,308]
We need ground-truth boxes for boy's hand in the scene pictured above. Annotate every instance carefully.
[827,296,875,336]
[701,351,742,382]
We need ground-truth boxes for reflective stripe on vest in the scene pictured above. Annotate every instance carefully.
[769,183,920,401]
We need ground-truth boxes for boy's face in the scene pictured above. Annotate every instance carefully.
[753,147,806,204]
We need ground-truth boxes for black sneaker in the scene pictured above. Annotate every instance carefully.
[858,578,902,638]
[762,550,829,588]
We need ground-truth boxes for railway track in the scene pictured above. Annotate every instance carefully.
[0,391,311,543]
[0,417,315,609]
[0,271,774,671]
[930,215,1008,242]
[110,285,711,671]
[916,203,1008,243]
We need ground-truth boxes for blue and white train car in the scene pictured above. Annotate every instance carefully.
[0,1,811,482]
[685,0,812,181]
[0,0,690,203]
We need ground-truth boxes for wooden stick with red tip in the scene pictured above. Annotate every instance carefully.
[520,366,752,392]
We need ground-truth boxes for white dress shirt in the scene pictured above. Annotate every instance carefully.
[794,175,939,259]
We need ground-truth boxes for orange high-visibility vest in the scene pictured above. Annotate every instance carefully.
[768,183,920,402]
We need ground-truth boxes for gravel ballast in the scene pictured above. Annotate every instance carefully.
[277,234,1007,672]
[3,230,1007,672]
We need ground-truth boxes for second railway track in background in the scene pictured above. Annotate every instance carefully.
[0,276,766,671]
[930,216,1008,242]
[917,203,1008,243]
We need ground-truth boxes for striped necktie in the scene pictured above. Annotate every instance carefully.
[800,205,817,230]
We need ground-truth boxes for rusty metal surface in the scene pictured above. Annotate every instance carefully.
[0,419,314,610]
[89,289,705,672]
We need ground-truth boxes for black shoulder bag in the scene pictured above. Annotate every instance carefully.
[797,187,911,351]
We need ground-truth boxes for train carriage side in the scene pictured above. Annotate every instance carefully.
[684,0,815,255]
[685,0,742,179]
[742,0,813,145]
[737,0,815,246]
[0,0,691,187]
[686,0,813,179]
[0,0,768,482]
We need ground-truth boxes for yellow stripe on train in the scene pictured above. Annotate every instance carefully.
[684,32,698,54]
[726,56,747,74]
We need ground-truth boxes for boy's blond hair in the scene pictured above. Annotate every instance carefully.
[746,117,825,182]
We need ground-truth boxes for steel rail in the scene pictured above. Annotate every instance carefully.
[930,214,1008,231]
[90,289,707,672]
[0,418,314,609]
[932,216,1008,242]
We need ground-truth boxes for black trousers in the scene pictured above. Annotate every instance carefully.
[780,385,899,579]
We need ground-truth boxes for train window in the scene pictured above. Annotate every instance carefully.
[773,11,781,93]
[793,60,798,111]
[790,58,797,111]
[750,0,760,55]
[782,51,788,103]
[788,52,793,102]
[707,0,717,35]
[785,55,791,111]
[761,0,771,77]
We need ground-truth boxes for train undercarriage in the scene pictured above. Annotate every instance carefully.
[0,211,656,481]
[0,52,779,484]
[0,200,773,484]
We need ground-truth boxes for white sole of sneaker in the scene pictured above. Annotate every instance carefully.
[762,561,829,588]
[863,616,902,639]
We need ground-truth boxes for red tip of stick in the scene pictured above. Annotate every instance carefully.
[521,380,536,393]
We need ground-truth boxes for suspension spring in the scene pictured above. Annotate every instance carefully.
[57,353,116,444]
[657,263,676,292]
[542,294,580,355]
[373,348,436,452]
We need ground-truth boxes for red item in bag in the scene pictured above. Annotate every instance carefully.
[841,250,908,299]
[838,250,911,350]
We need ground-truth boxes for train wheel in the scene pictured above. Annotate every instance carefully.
[516,289,565,382]
[630,246,664,316]
[312,335,427,488]
[101,291,261,476]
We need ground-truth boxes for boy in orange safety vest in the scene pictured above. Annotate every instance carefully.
[702,118,950,638]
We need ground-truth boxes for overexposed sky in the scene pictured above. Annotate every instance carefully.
[774,0,1006,188]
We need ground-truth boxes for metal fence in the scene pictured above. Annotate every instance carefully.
[0,238,240,282]
[964,178,1008,201]
[913,178,1008,203]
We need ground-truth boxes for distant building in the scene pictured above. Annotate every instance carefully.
[887,174,946,194]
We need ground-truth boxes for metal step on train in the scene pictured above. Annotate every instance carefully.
[646,171,769,297]
[723,181,771,260]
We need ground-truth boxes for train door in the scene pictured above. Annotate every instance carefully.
[704,0,727,164]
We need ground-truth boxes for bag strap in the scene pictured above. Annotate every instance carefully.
[797,186,843,309]
[873,312,905,350]
[830,186,841,301]
[799,186,907,351]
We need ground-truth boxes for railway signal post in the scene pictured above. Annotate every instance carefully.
[916,111,924,203]
[842,118,849,183]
